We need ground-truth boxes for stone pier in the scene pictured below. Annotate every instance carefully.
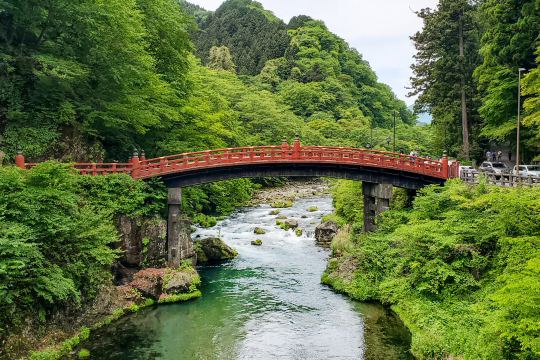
[167,188,196,268]
[362,182,393,233]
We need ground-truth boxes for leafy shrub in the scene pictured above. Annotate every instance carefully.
[323,180,540,358]
[0,163,120,336]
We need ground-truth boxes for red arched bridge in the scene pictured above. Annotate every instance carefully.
[17,136,458,191]
[16,136,459,266]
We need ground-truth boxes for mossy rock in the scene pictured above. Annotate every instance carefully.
[251,239,263,246]
[295,229,303,236]
[190,227,197,233]
[194,238,237,262]
[306,206,318,212]
[276,216,287,219]
[218,216,225,220]
[301,215,307,219]
[270,201,293,208]
[268,210,280,215]
[276,220,283,225]
[254,227,265,234]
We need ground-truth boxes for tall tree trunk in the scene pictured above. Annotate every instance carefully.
[459,17,470,159]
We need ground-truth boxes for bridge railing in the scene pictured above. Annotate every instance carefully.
[136,145,450,180]
[13,139,456,180]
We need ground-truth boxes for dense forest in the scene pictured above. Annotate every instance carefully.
[410,0,540,162]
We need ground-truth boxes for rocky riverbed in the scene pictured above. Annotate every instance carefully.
[247,179,330,206]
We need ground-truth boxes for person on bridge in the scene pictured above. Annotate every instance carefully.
[497,151,502,162]
[492,152,497,162]
[508,151,512,162]
[486,151,491,160]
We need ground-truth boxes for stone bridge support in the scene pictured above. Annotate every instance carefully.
[167,188,196,268]
[362,182,393,234]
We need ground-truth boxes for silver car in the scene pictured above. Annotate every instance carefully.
[479,162,510,179]
[512,165,540,176]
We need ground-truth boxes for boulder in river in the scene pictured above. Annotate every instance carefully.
[268,210,280,215]
[251,239,263,246]
[295,229,303,236]
[284,219,299,230]
[276,216,287,219]
[195,237,238,262]
[254,227,266,234]
[306,206,318,212]
[164,268,200,295]
[301,215,307,219]
[315,221,339,243]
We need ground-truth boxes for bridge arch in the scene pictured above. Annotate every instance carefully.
[17,137,459,268]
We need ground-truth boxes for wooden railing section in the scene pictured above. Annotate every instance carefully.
[15,138,458,180]
[460,170,540,187]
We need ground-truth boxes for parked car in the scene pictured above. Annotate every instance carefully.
[458,165,474,178]
[478,162,510,179]
[512,165,540,176]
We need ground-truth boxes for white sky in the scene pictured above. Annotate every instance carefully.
[187,0,439,105]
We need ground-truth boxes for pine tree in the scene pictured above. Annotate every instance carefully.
[409,0,482,159]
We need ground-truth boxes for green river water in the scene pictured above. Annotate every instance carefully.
[80,195,413,359]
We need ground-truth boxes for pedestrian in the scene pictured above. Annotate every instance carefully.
[399,148,404,155]
[508,151,512,162]
[492,152,497,162]
[486,150,491,160]
[497,151,502,162]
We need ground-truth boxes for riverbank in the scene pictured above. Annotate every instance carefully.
[321,179,540,359]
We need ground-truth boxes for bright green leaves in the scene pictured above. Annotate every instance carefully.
[0,162,167,333]
[0,0,193,158]
[326,179,540,357]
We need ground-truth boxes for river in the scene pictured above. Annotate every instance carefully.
[81,195,413,359]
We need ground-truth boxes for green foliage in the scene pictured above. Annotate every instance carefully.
[0,0,194,160]
[410,0,483,160]
[328,180,363,224]
[0,163,121,336]
[193,0,290,75]
[78,349,90,358]
[323,180,540,358]
[158,291,202,304]
[192,214,217,228]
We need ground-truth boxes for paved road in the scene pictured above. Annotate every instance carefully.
[488,142,514,168]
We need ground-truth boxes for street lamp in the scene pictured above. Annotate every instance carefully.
[516,68,526,175]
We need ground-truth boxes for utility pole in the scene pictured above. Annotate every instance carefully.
[459,16,470,160]
[393,110,396,153]
[516,68,526,175]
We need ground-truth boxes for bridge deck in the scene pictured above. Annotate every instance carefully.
[16,140,459,184]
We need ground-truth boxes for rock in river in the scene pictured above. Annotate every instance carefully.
[254,227,266,234]
[284,219,299,230]
[251,239,263,246]
[195,237,238,262]
[315,221,338,243]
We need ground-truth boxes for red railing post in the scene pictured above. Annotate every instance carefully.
[15,146,25,169]
[131,148,140,179]
[441,150,449,179]
[293,134,301,160]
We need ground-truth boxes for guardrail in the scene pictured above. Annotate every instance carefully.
[461,170,540,187]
